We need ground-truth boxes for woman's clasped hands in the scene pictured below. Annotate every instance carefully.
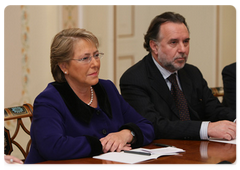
[100,129,133,153]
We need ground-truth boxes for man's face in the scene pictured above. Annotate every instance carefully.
[154,22,190,72]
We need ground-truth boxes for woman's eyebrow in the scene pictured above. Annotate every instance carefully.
[84,50,99,55]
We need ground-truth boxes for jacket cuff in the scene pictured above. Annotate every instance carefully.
[119,123,144,148]
[85,136,103,157]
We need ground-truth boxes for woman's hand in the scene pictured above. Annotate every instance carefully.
[100,129,133,153]
[4,155,23,164]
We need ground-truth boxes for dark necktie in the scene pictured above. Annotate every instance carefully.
[167,73,190,121]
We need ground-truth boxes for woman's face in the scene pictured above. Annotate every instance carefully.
[61,39,100,88]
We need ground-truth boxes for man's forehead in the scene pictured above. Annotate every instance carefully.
[159,22,189,40]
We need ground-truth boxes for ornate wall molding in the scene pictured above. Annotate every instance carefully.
[62,6,79,29]
[20,5,31,104]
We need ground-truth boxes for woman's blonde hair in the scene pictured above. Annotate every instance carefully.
[50,28,99,82]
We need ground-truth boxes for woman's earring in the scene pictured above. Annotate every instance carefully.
[64,71,67,74]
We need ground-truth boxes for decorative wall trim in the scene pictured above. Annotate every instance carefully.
[117,6,135,38]
[113,5,117,84]
[62,6,79,29]
[113,6,135,84]
[20,5,31,104]
[216,6,220,86]
[118,55,134,65]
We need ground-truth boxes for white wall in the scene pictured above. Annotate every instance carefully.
[4,6,60,108]
[218,6,236,85]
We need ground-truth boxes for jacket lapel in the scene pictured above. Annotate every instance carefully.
[145,54,179,118]
[178,68,192,104]
[51,81,112,124]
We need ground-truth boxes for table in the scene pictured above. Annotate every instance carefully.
[40,139,236,164]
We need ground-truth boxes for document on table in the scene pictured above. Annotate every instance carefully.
[209,138,236,144]
[93,147,185,164]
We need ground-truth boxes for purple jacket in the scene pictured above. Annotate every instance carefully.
[25,79,154,163]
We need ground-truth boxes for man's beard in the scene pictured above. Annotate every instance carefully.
[158,53,188,72]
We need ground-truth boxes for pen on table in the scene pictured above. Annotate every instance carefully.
[154,143,175,147]
[123,150,151,156]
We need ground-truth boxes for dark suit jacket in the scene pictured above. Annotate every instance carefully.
[120,53,236,140]
[222,62,236,112]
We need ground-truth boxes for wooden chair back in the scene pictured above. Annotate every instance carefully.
[4,103,33,161]
[210,87,224,97]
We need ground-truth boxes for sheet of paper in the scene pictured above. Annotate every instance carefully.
[93,147,185,164]
[209,138,236,144]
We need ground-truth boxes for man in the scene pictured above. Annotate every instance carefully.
[120,12,236,140]
[222,62,236,112]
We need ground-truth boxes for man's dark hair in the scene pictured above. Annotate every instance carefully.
[143,12,189,52]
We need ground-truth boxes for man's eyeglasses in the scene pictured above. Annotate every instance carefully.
[71,53,104,64]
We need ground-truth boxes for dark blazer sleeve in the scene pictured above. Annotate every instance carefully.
[222,62,236,111]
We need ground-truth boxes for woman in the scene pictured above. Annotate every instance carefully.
[25,28,155,164]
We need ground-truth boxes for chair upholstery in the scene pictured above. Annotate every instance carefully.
[210,87,224,97]
[4,103,33,161]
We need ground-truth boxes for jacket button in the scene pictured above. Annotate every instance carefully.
[96,110,100,115]
[102,129,107,135]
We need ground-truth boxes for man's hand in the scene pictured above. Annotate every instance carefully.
[208,120,236,140]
